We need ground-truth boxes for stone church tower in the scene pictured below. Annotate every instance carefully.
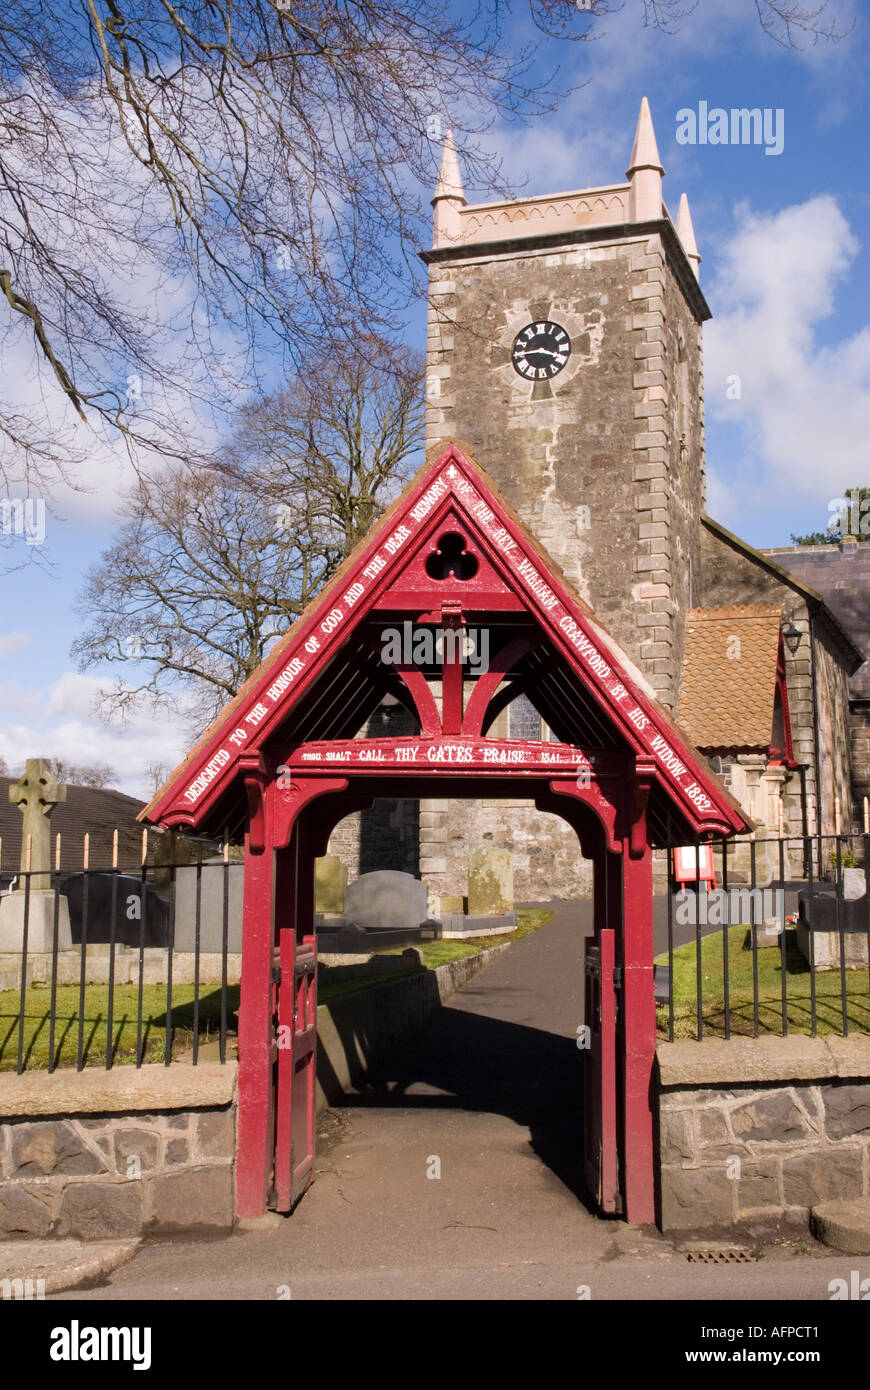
[326,101,861,905]
[422,98,708,713]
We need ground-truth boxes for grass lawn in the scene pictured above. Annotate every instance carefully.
[656,925,870,1039]
[0,984,239,1071]
[0,909,552,1068]
[317,907,553,1002]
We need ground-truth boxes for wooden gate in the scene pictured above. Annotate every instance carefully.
[274,927,317,1211]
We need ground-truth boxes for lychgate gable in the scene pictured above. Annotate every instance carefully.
[142,442,748,843]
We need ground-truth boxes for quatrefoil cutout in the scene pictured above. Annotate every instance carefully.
[424,532,479,581]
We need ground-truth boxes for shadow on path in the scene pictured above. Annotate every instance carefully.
[335,903,594,1209]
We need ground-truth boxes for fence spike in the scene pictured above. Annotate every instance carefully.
[835,795,842,837]
[864,796,869,835]
[83,833,89,870]
[25,833,31,873]
[112,828,118,870]
[141,827,148,865]
[54,833,61,872]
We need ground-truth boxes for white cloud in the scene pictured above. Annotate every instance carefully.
[704,195,870,527]
[0,631,32,661]
[0,670,192,799]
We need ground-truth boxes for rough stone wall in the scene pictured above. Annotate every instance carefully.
[660,1080,870,1235]
[697,525,860,837]
[851,704,870,825]
[420,797,592,905]
[0,1105,235,1239]
[814,624,857,837]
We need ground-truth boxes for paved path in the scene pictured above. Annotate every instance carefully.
[53,910,848,1301]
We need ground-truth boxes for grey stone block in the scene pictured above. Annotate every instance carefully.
[737,1163,780,1211]
[147,1166,234,1230]
[0,1186,53,1236]
[697,1109,729,1146]
[12,1122,104,1177]
[58,1183,142,1240]
[165,1138,189,1165]
[113,1129,160,1175]
[196,1109,235,1158]
[782,1150,864,1208]
[821,1083,870,1140]
[661,1166,735,1231]
[660,1110,693,1163]
[730,1091,811,1143]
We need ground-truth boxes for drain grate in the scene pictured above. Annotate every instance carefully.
[683,1244,758,1264]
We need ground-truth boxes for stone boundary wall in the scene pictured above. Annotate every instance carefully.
[0,1063,235,1241]
[657,1037,870,1236]
[0,943,509,1239]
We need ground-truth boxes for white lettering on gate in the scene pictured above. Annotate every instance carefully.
[385,525,411,555]
[266,655,306,703]
[184,747,231,804]
[410,479,447,522]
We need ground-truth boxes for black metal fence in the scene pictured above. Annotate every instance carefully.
[659,833,870,1042]
[0,855,241,1074]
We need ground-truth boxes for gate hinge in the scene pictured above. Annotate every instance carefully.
[613,966,623,989]
[271,965,282,986]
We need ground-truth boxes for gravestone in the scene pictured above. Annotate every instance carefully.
[315,855,347,917]
[345,870,428,933]
[467,847,513,916]
[0,759,73,953]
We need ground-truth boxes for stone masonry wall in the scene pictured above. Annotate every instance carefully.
[851,704,870,825]
[658,1040,870,1236]
[698,524,860,837]
[0,1103,235,1239]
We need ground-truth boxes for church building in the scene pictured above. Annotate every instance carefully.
[328,99,865,902]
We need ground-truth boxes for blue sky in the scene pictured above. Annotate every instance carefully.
[1,0,867,798]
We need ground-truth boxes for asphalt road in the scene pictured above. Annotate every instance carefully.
[51,910,867,1304]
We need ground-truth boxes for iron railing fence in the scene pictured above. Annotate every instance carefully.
[660,833,870,1043]
[0,854,242,1074]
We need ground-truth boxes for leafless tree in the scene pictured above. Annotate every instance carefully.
[145,761,170,797]
[0,0,571,501]
[0,2,845,503]
[47,759,118,789]
[72,340,424,727]
[641,0,847,46]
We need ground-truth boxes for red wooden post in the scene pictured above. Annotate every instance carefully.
[619,836,657,1224]
[236,831,277,1219]
[588,843,619,1212]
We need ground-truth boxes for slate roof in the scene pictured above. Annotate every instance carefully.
[678,605,782,752]
[762,541,870,701]
[0,779,150,875]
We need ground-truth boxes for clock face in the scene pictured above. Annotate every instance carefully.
[511,321,571,380]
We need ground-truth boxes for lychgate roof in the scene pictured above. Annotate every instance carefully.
[143,443,749,844]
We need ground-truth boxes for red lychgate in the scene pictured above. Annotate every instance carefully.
[143,443,748,1224]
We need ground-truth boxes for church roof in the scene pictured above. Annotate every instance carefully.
[702,515,865,673]
[762,541,870,701]
[142,442,749,846]
[0,779,147,875]
[678,606,782,753]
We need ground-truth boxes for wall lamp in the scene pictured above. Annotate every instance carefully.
[781,621,803,655]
